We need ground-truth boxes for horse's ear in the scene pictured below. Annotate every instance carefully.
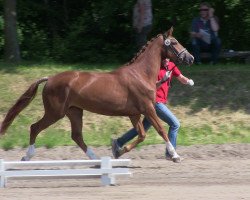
[165,26,173,37]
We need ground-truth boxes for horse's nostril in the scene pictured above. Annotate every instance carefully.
[179,54,185,62]
[189,57,194,65]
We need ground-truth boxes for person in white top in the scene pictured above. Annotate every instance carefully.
[133,0,153,50]
[190,2,221,64]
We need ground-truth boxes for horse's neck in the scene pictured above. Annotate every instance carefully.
[132,41,162,84]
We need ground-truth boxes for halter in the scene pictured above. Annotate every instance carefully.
[163,35,187,62]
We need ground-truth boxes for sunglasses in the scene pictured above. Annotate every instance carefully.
[200,9,209,11]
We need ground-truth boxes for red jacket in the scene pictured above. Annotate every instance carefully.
[156,61,181,103]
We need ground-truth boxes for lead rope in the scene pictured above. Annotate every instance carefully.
[158,70,172,85]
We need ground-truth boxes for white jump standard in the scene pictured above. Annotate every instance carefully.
[0,157,132,187]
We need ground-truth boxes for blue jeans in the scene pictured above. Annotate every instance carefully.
[192,36,221,64]
[116,102,180,149]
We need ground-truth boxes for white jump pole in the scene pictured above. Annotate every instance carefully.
[0,157,132,188]
[0,159,5,188]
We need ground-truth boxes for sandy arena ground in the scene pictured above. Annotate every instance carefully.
[0,143,250,200]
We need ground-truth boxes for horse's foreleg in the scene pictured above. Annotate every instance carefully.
[121,115,146,155]
[66,107,98,160]
[145,105,180,160]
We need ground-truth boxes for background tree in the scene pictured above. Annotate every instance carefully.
[4,0,20,62]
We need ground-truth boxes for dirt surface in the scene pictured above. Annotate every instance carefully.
[1,143,250,200]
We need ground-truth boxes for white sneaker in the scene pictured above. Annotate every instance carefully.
[165,151,183,163]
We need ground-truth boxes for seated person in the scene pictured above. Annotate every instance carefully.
[190,2,221,64]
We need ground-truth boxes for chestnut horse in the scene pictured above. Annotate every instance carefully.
[0,27,193,161]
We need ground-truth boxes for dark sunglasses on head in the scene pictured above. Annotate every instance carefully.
[200,9,208,11]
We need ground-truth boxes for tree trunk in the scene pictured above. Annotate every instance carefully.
[4,0,21,62]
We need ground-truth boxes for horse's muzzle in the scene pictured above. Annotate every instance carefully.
[179,53,194,66]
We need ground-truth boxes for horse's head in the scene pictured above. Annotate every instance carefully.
[162,27,194,66]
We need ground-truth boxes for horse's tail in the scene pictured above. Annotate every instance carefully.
[0,77,49,135]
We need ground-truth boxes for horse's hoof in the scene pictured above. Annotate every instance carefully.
[172,156,182,163]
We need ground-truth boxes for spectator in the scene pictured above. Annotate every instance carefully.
[190,2,221,64]
[133,0,153,50]
[111,58,194,162]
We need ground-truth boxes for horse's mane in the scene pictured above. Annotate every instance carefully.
[125,34,162,66]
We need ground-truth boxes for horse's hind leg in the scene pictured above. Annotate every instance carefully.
[21,113,63,161]
[66,106,98,159]
[120,114,146,156]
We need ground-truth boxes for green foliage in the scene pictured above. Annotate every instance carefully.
[13,0,137,63]
[1,0,249,62]
[19,23,50,60]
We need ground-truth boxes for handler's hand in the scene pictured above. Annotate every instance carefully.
[187,79,194,86]
[209,8,215,18]
[162,71,172,82]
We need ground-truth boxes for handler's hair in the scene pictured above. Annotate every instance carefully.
[200,2,211,8]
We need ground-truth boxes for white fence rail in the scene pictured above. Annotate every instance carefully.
[0,157,132,187]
